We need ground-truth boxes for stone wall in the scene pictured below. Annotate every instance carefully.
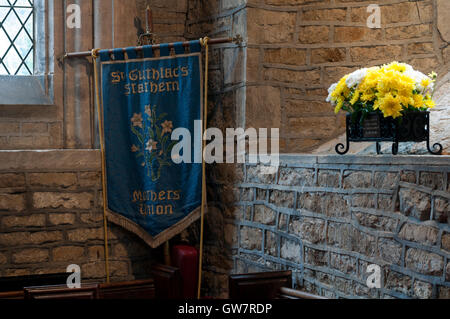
[186,0,247,129]
[0,0,186,283]
[0,150,159,281]
[245,0,448,153]
[182,0,247,299]
[226,155,449,298]
[0,0,188,150]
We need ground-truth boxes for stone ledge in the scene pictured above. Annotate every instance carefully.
[0,150,448,172]
[276,154,450,167]
[0,150,101,172]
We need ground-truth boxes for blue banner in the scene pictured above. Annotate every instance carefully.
[99,47,203,247]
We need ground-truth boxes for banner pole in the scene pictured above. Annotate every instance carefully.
[197,37,209,300]
[164,241,171,265]
[62,37,234,60]
[92,49,111,284]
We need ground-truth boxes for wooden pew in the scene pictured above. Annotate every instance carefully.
[229,271,326,299]
[24,283,99,300]
[0,273,69,300]
[99,279,155,299]
[0,273,68,298]
[0,290,24,299]
[151,263,182,299]
[1,264,182,299]
[229,270,292,299]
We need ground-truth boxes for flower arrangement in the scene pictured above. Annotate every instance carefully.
[326,62,437,119]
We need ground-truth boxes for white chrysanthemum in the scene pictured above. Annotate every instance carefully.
[405,64,414,72]
[326,83,337,104]
[402,64,435,96]
[404,69,432,93]
[345,68,368,88]
[404,69,424,83]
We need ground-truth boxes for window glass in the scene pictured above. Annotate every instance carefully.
[0,0,34,75]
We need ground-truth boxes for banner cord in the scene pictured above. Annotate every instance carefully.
[92,48,111,284]
[197,36,209,300]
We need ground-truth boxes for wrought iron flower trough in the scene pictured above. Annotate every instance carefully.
[335,111,443,155]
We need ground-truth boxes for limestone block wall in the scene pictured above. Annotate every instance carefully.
[245,0,448,153]
[0,151,158,282]
[186,0,247,129]
[0,0,188,150]
[229,155,450,298]
[183,0,248,299]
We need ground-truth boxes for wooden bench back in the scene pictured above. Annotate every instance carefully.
[24,283,99,300]
[151,263,182,299]
[229,270,292,299]
[0,290,24,299]
[99,279,155,299]
[0,273,68,294]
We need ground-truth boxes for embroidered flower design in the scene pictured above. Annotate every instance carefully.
[161,120,173,135]
[145,105,152,117]
[131,145,139,153]
[131,113,143,128]
[146,139,158,152]
[130,104,177,181]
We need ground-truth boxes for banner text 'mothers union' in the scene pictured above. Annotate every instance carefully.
[132,189,182,216]
[109,66,190,96]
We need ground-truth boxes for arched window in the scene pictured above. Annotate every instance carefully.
[0,0,34,75]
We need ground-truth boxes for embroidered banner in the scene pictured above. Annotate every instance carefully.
[99,42,203,248]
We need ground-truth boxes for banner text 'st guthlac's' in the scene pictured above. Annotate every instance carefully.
[99,43,203,248]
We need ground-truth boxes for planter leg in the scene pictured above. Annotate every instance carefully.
[392,142,398,155]
[426,140,443,155]
[426,112,442,155]
[335,139,350,155]
[376,142,382,155]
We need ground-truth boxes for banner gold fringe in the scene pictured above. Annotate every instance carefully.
[106,208,201,249]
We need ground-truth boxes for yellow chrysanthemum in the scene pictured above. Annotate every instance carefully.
[424,98,435,108]
[412,94,424,109]
[331,75,350,100]
[398,94,413,108]
[381,61,408,73]
[421,78,432,88]
[361,90,376,102]
[334,96,345,114]
[378,93,403,118]
[357,68,380,102]
[350,89,361,105]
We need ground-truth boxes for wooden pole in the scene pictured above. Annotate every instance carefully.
[164,241,171,266]
[62,37,234,59]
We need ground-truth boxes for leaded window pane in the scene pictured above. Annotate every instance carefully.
[0,0,34,75]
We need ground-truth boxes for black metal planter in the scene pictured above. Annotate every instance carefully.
[335,111,443,155]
